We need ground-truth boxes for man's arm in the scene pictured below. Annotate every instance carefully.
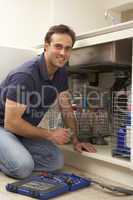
[4,98,69,145]
[59,90,96,153]
[58,90,78,143]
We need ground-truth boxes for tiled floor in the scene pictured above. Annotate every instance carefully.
[0,166,133,200]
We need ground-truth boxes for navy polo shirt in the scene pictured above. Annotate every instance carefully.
[0,53,68,127]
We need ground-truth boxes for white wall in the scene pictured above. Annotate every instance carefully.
[0,0,132,48]
[0,0,108,48]
[0,0,51,48]
[50,0,107,35]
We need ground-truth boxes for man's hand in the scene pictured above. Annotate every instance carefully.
[50,128,70,145]
[73,141,96,153]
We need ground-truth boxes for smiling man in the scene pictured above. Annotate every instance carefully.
[0,24,96,179]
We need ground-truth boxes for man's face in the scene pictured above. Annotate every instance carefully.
[45,33,73,69]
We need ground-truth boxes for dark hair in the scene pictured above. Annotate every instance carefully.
[44,24,76,46]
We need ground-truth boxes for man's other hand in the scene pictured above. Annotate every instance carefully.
[73,141,96,153]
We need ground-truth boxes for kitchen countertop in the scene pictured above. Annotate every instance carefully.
[77,20,133,40]
[74,20,133,48]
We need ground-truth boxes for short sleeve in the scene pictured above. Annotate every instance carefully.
[6,73,35,105]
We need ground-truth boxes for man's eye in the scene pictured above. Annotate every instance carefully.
[54,44,72,52]
[65,47,72,51]
[55,44,62,49]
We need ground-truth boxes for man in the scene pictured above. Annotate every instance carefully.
[0,24,96,179]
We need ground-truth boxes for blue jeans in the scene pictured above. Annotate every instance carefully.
[0,127,64,179]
